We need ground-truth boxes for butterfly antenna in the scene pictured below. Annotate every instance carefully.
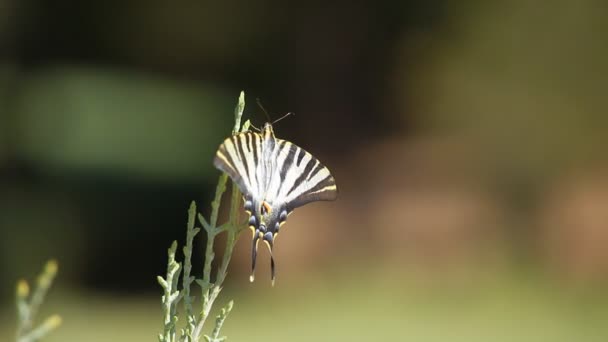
[249,122,261,132]
[256,98,272,123]
[272,112,295,125]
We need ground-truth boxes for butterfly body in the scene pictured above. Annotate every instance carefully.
[213,122,337,284]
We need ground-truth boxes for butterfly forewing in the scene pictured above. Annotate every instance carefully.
[270,139,337,210]
[214,132,262,198]
[214,131,337,209]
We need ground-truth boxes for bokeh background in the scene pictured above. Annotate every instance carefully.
[2,1,608,341]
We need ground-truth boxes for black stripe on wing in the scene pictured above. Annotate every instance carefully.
[278,141,297,185]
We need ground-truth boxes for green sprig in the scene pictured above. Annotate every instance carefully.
[158,242,182,342]
[205,300,234,342]
[159,91,250,342]
[16,260,61,342]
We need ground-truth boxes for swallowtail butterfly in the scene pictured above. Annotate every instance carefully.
[213,122,338,284]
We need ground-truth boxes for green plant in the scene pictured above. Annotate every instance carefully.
[158,91,249,342]
[15,260,62,342]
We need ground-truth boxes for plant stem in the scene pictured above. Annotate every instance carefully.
[182,202,200,339]
[159,242,181,342]
[194,175,227,341]
[192,91,248,342]
[16,261,61,342]
[209,301,234,342]
[216,182,247,285]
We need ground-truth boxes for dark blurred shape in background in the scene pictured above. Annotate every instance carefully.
[1,1,608,341]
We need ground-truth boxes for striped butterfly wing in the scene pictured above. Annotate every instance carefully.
[213,131,264,200]
[213,131,337,210]
[265,138,337,211]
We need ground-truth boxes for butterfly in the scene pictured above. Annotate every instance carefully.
[213,122,338,285]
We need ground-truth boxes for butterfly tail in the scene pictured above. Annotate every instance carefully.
[270,253,276,287]
[262,232,276,286]
[250,233,260,282]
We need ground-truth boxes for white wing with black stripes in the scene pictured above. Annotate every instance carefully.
[213,122,337,285]
[265,137,337,209]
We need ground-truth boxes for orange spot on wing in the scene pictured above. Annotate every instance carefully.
[261,201,272,215]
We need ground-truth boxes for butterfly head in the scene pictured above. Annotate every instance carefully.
[261,122,275,140]
[245,198,289,285]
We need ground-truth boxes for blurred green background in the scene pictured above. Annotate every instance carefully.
[2,1,608,341]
